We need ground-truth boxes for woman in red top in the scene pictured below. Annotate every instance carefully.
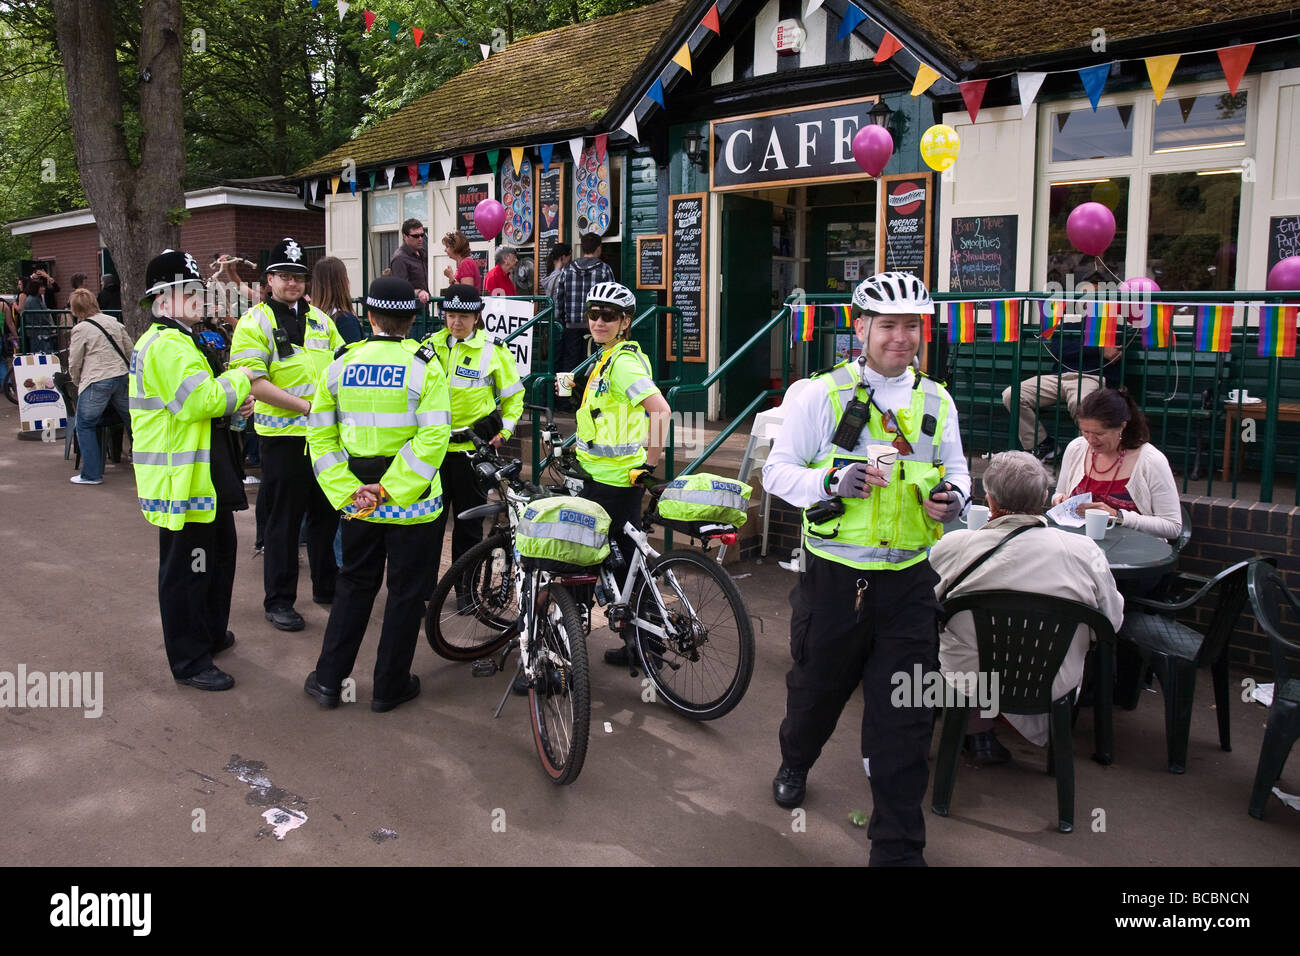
[484,246,518,296]
[441,231,481,292]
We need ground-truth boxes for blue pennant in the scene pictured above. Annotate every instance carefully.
[648,78,666,108]
[539,143,553,172]
[837,3,867,41]
[1078,63,1110,111]
[417,162,430,184]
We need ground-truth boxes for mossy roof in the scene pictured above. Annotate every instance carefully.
[296,0,688,179]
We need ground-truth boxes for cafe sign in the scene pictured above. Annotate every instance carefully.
[709,96,879,192]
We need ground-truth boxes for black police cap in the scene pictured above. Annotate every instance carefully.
[139,249,205,307]
[365,276,419,316]
[265,237,309,275]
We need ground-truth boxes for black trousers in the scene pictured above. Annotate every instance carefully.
[437,451,486,567]
[779,552,941,866]
[158,511,237,679]
[259,434,338,611]
[561,327,590,373]
[580,479,645,577]
[315,518,438,700]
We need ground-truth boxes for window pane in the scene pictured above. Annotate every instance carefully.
[403,189,428,225]
[371,193,399,225]
[374,230,398,275]
[1045,178,1129,288]
[1146,171,1240,290]
[1050,106,1134,162]
[1152,91,1247,153]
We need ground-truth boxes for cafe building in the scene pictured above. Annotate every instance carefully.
[297,0,1300,417]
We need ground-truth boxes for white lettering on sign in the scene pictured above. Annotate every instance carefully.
[832,115,861,165]
[724,128,753,175]
[760,127,789,171]
[481,297,534,377]
[795,121,822,168]
[341,364,406,388]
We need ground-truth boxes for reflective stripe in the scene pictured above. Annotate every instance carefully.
[167,372,210,414]
[448,374,493,389]
[342,495,443,521]
[256,309,275,348]
[625,377,655,403]
[407,359,427,398]
[500,417,518,433]
[899,380,944,464]
[399,442,438,481]
[517,518,607,551]
[342,411,419,428]
[811,539,926,566]
[313,449,350,478]
[255,412,309,428]
[415,410,451,427]
[218,377,239,415]
[479,345,494,376]
[132,329,163,396]
[499,380,523,399]
[306,412,336,428]
[138,496,216,515]
[232,348,270,364]
[304,337,331,350]
[284,383,316,397]
[662,488,748,513]
[326,356,347,398]
[577,438,642,456]
[828,364,858,389]
[130,395,165,411]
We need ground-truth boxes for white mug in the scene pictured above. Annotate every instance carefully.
[556,372,575,397]
[1085,510,1116,540]
[1227,388,1249,403]
[962,504,990,531]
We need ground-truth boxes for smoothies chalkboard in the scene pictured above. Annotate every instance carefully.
[457,183,489,242]
[1268,215,1300,272]
[950,215,1017,293]
[668,194,708,363]
[877,172,932,280]
[637,234,666,290]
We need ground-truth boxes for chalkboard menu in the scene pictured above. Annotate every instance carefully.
[1267,215,1300,272]
[535,165,564,295]
[457,183,489,242]
[950,215,1018,293]
[668,193,708,363]
[636,234,666,290]
[877,172,932,280]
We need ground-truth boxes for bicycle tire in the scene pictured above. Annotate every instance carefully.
[3,364,15,404]
[631,549,755,721]
[528,583,590,785]
[425,532,518,661]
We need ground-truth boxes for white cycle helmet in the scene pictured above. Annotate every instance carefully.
[852,271,935,315]
[586,281,637,313]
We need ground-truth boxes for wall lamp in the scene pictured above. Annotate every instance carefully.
[682,128,709,172]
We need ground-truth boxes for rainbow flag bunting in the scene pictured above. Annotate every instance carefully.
[1195,304,1235,352]
[1082,301,1118,348]
[922,312,932,343]
[990,298,1021,342]
[791,304,814,343]
[945,301,975,343]
[1258,305,1298,358]
[1143,303,1174,348]
[835,303,853,328]
[1039,300,1066,339]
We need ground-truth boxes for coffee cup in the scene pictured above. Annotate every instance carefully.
[1085,510,1116,540]
[866,443,898,474]
[556,372,575,397]
[1227,388,1249,403]
[961,504,990,531]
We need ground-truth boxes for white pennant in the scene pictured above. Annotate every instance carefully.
[439,157,453,180]
[480,43,490,60]
[384,166,395,189]
[805,0,825,15]
[618,112,639,142]
[309,179,319,201]
[568,137,584,165]
[1017,71,1047,118]
[336,0,348,23]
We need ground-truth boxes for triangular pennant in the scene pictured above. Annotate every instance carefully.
[311,0,319,8]
[484,149,498,174]
[672,43,692,74]
[510,147,524,175]
[1056,112,1069,133]
[407,164,418,186]
[959,80,988,124]
[309,179,319,201]
[648,78,666,108]
[385,166,395,189]
[805,0,825,15]
[1218,43,1255,96]
[387,20,400,41]
[463,153,476,177]
[1178,95,1196,123]
[1078,63,1109,111]
[1117,104,1133,128]
[568,137,584,165]
[349,177,357,195]
[872,32,902,64]
[619,112,639,142]
[594,134,608,161]
[412,27,423,48]
[417,162,430,185]
[363,9,375,32]
[330,175,340,195]
[439,157,452,180]
[1144,54,1179,104]
[336,0,348,22]
[911,63,940,97]
[702,4,720,34]
[367,170,376,190]
[1017,71,1046,118]
[480,43,490,59]
[837,3,867,41]
[539,143,553,173]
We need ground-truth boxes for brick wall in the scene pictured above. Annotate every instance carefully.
[233,207,325,265]
[29,224,102,307]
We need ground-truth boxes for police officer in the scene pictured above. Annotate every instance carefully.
[128,249,255,691]
[230,237,344,631]
[423,284,524,604]
[303,276,451,712]
[762,272,970,866]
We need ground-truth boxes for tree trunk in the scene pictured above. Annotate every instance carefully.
[51,0,185,337]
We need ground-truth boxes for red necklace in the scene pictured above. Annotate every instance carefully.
[1090,446,1125,479]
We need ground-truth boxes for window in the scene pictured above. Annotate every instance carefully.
[370,193,399,225]
[1051,106,1135,162]
[1046,178,1129,289]
[1152,92,1247,153]
[1146,170,1241,291]
[403,190,428,227]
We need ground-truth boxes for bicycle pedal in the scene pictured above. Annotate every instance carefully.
[471,658,499,678]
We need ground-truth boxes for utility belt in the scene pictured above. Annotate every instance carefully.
[350,455,394,485]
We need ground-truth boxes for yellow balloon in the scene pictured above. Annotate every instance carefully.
[1091,179,1121,211]
[920,124,960,172]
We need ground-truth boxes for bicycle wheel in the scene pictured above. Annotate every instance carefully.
[425,533,518,661]
[631,550,755,721]
[3,364,15,404]
[528,582,590,785]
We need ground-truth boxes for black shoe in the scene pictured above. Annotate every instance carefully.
[214,631,236,655]
[265,607,305,631]
[772,766,808,809]
[312,593,334,607]
[175,665,235,692]
[371,675,420,713]
[1032,437,1057,462]
[964,730,1012,765]
[604,645,630,667]
[511,672,530,696]
[303,671,341,709]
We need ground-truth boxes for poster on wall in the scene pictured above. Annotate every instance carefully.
[536,165,565,296]
[575,143,611,236]
[636,235,666,290]
[667,193,708,364]
[482,296,535,376]
[949,215,1018,293]
[456,183,489,242]
[877,172,933,281]
[1267,215,1300,273]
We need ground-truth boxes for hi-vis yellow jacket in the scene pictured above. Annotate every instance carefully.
[230,301,343,437]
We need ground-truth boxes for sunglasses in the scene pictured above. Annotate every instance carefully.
[880,408,914,457]
[407,231,425,239]
[585,308,627,324]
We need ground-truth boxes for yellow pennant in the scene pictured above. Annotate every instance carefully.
[330,175,340,195]
[1144,54,1180,103]
[911,63,940,97]
[673,43,692,74]
[510,146,525,175]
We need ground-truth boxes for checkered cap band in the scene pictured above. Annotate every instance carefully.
[366,295,419,313]
[442,293,484,313]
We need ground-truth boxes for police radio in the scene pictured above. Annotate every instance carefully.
[272,327,294,359]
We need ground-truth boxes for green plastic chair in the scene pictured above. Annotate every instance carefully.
[1245,562,1300,820]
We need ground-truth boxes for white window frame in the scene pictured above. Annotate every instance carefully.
[368,185,432,279]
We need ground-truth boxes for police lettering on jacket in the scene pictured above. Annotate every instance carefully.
[341,364,407,388]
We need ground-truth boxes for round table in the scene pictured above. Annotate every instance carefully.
[941,519,1176,581]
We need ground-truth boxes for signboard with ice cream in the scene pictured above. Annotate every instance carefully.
[15,353,68,436]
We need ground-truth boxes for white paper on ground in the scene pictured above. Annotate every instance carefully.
[1252,682,1275,707]
[262,807,307,839]
[1271,787,1300,811]
[1048,493,1093,528]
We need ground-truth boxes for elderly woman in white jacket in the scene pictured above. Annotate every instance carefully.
[1051,388,1182,541]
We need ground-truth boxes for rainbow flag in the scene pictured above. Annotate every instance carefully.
[1143,303,1174,348]
[791,304,814,343]
[1195,304,1235,352]
[990,299,1021,342]
[922,311,932,343]
[1258,305,1298,358]
[1082,301,1118,348]
[1039,300,1066,340]
[945,301,975,343]
[834,304,853,329]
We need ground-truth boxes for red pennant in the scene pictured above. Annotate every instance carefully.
[463,153,475,177]
[407,164,418,186]
[701,3,720,34]
[363,9,376,32]
[1217,43,1255,96]
[873,32,902,64]
[412,27,423,47]
[595,133,608,161]
[959,80,988,124]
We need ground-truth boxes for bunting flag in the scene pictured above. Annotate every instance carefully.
[412,27,423,47]
[349,177,357,194]
[702,4,720,34]
[538,143,553,172]
[673,43,692,74]
[336,0,348,23]
[911,64,940,97]
[837,3,867,40]
[1144,54,1179,103]
[959,80,988,124]
[407,164,418,186]
[417,161,430,184]
[384,166,395,189]
[648,78,666,108]
[486,149,499,174]
[363,9,375,31]
[805,0,825,15]
[619,111,639,142]
[330,175,340,195]
[1258,305,1298,358]
[1196,304,1235,352]
[595,133,608,161]
[480,44,490,59]
[922,312,931,343]
[463,153,475,177]
[1040,299,1065,339]
[1082,301,1118,347]
[568,137,584,164]
[1144,304,1175,349]
[945,302,975,343]
[510,147,524,175]
[990,299,1020,342]
[833,304,852,328]
[1017,71,1046,118]
[439,157,452,180]
[1078,63,1110,111]
[792,304,814,343]
[367,170,376,190]
[309,179,319,201]
[872,32,902,64]
[1218,43,1255,96]
[387,20,400,41]
[310,0,318,8]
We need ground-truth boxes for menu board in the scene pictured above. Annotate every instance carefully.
[949,215,1018,293]
[535,165,565,295]
[636,234,666,290]
[456,183,489,242]
[1267,215,1300,273]
[668,193,708,363]
[877,172,932,280]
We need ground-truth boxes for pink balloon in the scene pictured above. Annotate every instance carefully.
[1118,276,1159,321]
[1066,202,1116,257]
[851,125,893,177]
[474,198,505,240]
[1267,256,1300,292]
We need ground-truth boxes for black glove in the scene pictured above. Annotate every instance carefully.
[928,481,965,523]
[471,409,504,444]
[827,462,871,498]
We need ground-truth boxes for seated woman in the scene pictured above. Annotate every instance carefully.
[932,451,1125,763]
[1052,388,1182,541]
